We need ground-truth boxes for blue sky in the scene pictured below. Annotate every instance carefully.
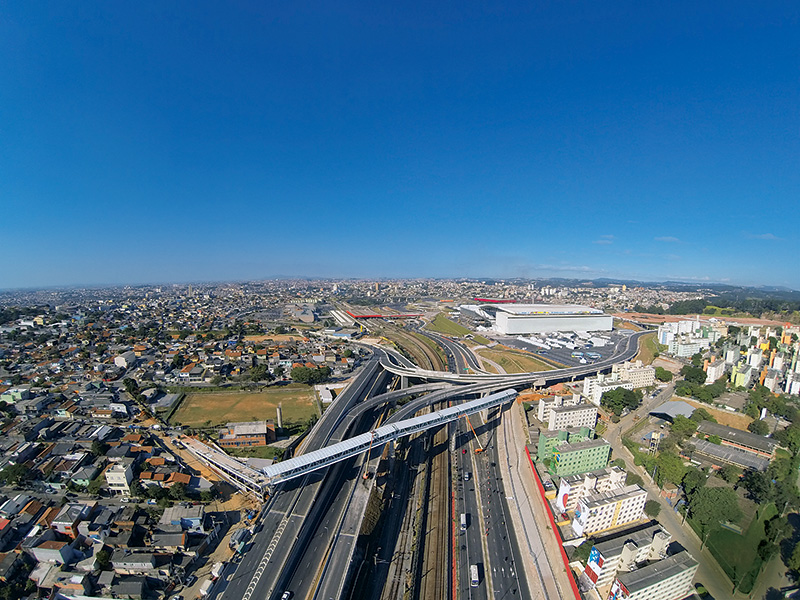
[2,2,798,289]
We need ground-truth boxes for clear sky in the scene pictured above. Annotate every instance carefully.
[2,2,798,290]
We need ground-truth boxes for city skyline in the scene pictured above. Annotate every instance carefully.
[2,3,798,289]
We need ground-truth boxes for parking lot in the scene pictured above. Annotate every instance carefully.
[495,329,635,367]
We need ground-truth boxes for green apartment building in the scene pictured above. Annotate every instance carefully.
[537,426,593,461]
[538,428,611,477]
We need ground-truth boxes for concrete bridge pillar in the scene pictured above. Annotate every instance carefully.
[401,375,409,389]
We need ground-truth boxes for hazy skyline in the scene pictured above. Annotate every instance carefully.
[2,3,798,290]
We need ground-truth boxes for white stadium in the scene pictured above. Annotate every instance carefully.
[465,303,613,335]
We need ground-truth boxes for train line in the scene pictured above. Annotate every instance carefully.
[416,403,452,600]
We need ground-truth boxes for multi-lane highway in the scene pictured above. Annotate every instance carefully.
[219,326,650,600]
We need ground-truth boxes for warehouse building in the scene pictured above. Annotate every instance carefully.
[492,304,613,335]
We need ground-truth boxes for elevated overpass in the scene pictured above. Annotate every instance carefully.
[378,329,650,386]
[261,389,517,486]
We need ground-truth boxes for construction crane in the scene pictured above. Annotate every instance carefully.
[464,415,484,453]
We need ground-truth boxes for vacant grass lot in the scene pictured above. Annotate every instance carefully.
[426,313,472,336]
[172,384,317,427]
[692,502,777,594]
[634,332,660,365]
[476,348,553,373]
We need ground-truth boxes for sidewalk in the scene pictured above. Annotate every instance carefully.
[497,402,577,600]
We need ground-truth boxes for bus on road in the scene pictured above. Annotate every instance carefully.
[470,564,480,587]
[460,513,467,531]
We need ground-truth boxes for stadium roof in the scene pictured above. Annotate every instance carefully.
[493,304,604,316]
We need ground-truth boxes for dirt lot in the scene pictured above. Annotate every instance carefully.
[172,385,317,427]
[675,396,754,429]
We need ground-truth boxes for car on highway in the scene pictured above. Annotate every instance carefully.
[280,593,292,600]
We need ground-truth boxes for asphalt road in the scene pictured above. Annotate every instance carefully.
[456,420,489,600]
[469,410,528,600]
[602,381,736,600]
[220,358,388,600]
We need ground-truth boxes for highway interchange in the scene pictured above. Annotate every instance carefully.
[214,326,650,600]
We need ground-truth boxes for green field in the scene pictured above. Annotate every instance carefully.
[426,313,472,336]
[476,348,553,373]
[690,502,777,593]
[171,384,318,428]
[634,332,661,365]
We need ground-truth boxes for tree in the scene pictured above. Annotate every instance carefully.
[123,377,140,397]
[169,482,187,500]
[655,366,673,382]
[706,435,722,445]
[682,469,707,497]
[656,452,686,487]
[644,500,661,518]
[96,549,111,571]
[0,463,30,486]
[718,465,742,484]
[747,420,770,436]
[670,415,698,439]
[691,353,704,367]
[91,440,108,457]
[787,543,800,572]
[680,365,707,385]
[741,470,773,504]
[600,388,641,416]
[87,475,104,496]
[290,365,331,385]
[626,472,645,487]
[248,365,270,382]
[691,407,716,423]
[764,515,792,545]
[690,487,743,548]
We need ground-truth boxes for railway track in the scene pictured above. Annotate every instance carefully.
[417,409,451,600]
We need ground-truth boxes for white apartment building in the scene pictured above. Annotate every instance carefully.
[583,374,635,406]
[611,550,698,600]
[572,485,647,537]
[537,394,581,422]
[705,360,726,383]
[555,466,626,513]
[582,523,671,589]
[105,462,134,496]
[612,360,656,389]
[549,404,597,431]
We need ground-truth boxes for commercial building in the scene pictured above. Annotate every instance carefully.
[491,304,613,335]
[696,420,777,459]
[217,420,276,448]
[555,466,626,513]
[581,523,671,589]
[610,550,698,600]
[572,484,647,536]
[550,439,611,478]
